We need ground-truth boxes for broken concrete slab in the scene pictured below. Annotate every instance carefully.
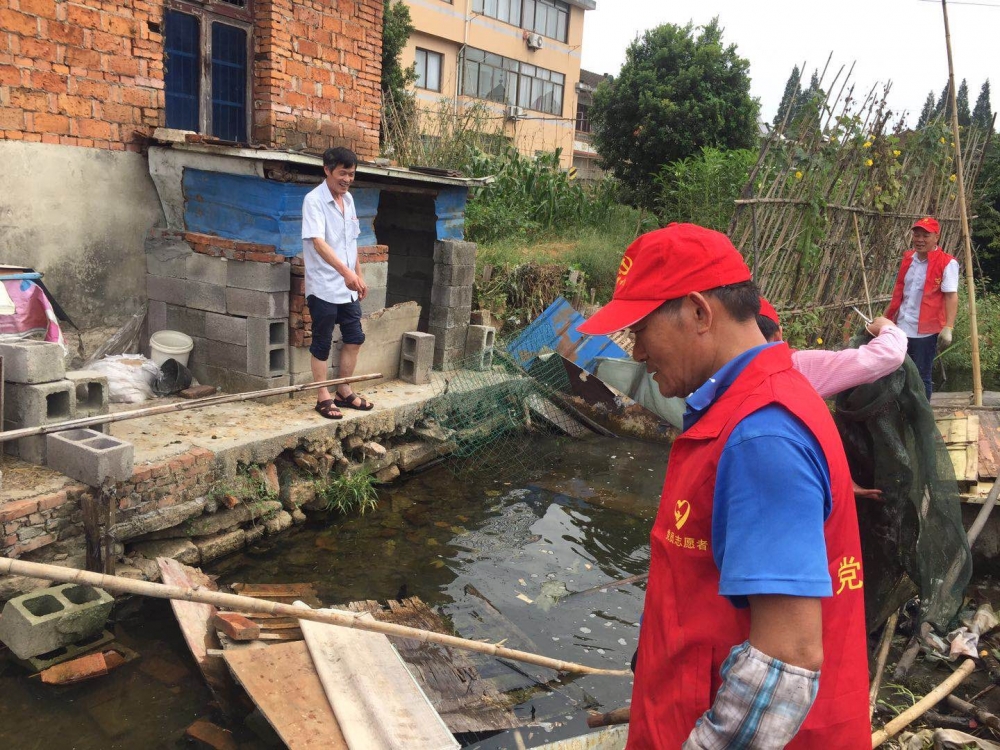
[132,538,200,566]
[110,497,208,542]
[195,529,246,564]
[184,500,281,538]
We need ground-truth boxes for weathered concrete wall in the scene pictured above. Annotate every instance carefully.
[0,141,163,328]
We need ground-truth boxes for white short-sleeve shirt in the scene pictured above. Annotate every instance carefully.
[896,250,959,338]
[301,181,361,304]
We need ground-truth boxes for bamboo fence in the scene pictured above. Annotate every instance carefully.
[728,63,994,342]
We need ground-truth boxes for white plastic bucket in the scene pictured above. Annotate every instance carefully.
[149,330,194,367]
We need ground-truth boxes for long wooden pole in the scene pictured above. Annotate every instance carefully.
[869,610,900,719]
[0,373,382,443]
[853,214,874,320]
[0,558,629,677]
[871,658,976,747]
[942,0,983,406]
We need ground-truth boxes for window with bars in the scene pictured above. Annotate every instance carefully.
[471,0,569,43]
[164,2,251,143]
[575,102,590,133]
[460,47,564,116]
[415,48,443,92]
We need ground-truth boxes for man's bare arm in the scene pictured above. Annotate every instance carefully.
[748,594,823,670]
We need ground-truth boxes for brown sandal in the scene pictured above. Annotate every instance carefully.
[315,399,343,420]
[334,393,374,411]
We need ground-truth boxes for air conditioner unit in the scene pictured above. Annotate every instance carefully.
[506,105,525,120]
[526,33,543,50]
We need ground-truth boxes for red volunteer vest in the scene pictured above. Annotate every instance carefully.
[885,248,955,334]
[627,345,870,749]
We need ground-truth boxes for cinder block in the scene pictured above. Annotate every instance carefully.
[360,261,388,289]
[246,318,288,378]
[430,284,473,309]
[189,336,247,372]
[428,325,468,351]
[226,260,290,292]
[165,304,207,338]
[186,253,228,286]
[4,380,75,426]
[185,280,228,314]
[360,287,387,316]
[205,312,248,346]
[46,428,134,487]
[145,237,190,278]
[146,275,187,305]
[465,325,496,371]
[0,583,114,659]
[399,332,434,385]
[187,362,290,402]
[226,288,289,318]
[65,370,109,418]
[3,420,47,465]
[148,300,167,334]
[433,240,477,267]
[0,341,66,384]
[433,264,475,287]
[429,304,472,330]
[289,345,315,375]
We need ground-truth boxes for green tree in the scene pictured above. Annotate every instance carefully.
[956,79,972,127]
[381,0,417,143]
[973,80,994,130]
[935,81,951,117]
[590,18,759,208]
[773,66,801,128]
[917,91,936,128]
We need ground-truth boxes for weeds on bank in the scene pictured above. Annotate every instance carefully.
[207,464,278,506]
[315,471,379,516]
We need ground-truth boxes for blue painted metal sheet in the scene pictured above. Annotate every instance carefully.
[183,170,380,256]
[506,296,629,374]
[434,187,467,241]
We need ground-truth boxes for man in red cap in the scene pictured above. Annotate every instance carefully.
[885,217,959,399]
[578,223,869,748]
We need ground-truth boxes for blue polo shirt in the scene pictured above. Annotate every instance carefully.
[684,343,833,607]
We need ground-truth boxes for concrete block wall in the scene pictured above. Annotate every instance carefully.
[428,240,476,369]
[146,231,291,393]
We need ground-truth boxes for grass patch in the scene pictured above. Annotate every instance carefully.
[208,464,277,506]
[315,471,379,516]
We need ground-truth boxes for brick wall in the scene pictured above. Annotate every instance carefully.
[1,0,382,156]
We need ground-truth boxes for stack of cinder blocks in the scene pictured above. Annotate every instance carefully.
[429,240,475,368]
[146,236,291,394]
[0,341,109,465]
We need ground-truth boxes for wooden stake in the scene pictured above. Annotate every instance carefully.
[0,557,630,678]
[853,214,874,321]
[942,0,983,406]
[869,610,900,719]
[871,658,976,747]
[587,707,631,728]
[945,693,1000,732]
[0,373,382,443]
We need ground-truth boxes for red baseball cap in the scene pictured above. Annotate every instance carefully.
[758,297,780,325]
[577,223,752,336]
[912,216,940,233]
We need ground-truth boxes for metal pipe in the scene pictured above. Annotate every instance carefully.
[0,373,382,443]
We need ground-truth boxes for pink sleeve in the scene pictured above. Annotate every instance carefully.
[792,325,908,399]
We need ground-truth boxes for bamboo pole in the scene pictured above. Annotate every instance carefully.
[871,658,976,747]
[945,694,1000,732]
[853,214,875,320]
[0,374,382,443]
[942,0,983,406]
[869,610,900,720]
[0,558,630,677]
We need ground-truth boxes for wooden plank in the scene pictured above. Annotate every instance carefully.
[978,411,1000,480]
[231,582,320,601]
[347,598,520,734]
[223,641,348,750]
[157,558,242,718]
[300,613,459,750]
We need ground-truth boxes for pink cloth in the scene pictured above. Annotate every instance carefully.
[0,279,65,348]
[792,324,908,399]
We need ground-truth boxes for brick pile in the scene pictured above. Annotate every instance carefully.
[2,0,382,157]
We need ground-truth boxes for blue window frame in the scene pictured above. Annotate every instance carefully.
[164,10,200,132]
[211,23,247,142]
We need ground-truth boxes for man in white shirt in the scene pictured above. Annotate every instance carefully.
[301,147,374,419]
[884,217,959,399]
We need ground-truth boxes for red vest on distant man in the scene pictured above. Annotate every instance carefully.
[885,248,955,335]
[626,344,870,749]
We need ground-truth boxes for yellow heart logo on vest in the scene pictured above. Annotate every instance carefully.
[674,499,691,530]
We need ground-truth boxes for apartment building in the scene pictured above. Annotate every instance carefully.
[402,0,596,168]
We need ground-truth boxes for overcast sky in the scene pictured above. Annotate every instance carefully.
[580,0,1000,128]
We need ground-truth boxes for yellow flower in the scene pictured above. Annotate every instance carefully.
[862,141,872,149]
[795,171,803,180]
[940,137,946,144]
[950,194,957,201]
[865,159,874,167]
[951,142,955,147]
[816,337,824,345]
[893,149,901,157]
[949,174,957,182]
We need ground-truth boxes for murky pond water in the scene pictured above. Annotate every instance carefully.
[0,435,668,748]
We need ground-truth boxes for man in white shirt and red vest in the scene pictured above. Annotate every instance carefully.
[578,223,869,749]
[885,216,959,399]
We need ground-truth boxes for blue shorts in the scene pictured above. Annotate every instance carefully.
[307,295,365,360]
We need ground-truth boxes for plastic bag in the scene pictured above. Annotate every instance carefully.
[89,355,160,403]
